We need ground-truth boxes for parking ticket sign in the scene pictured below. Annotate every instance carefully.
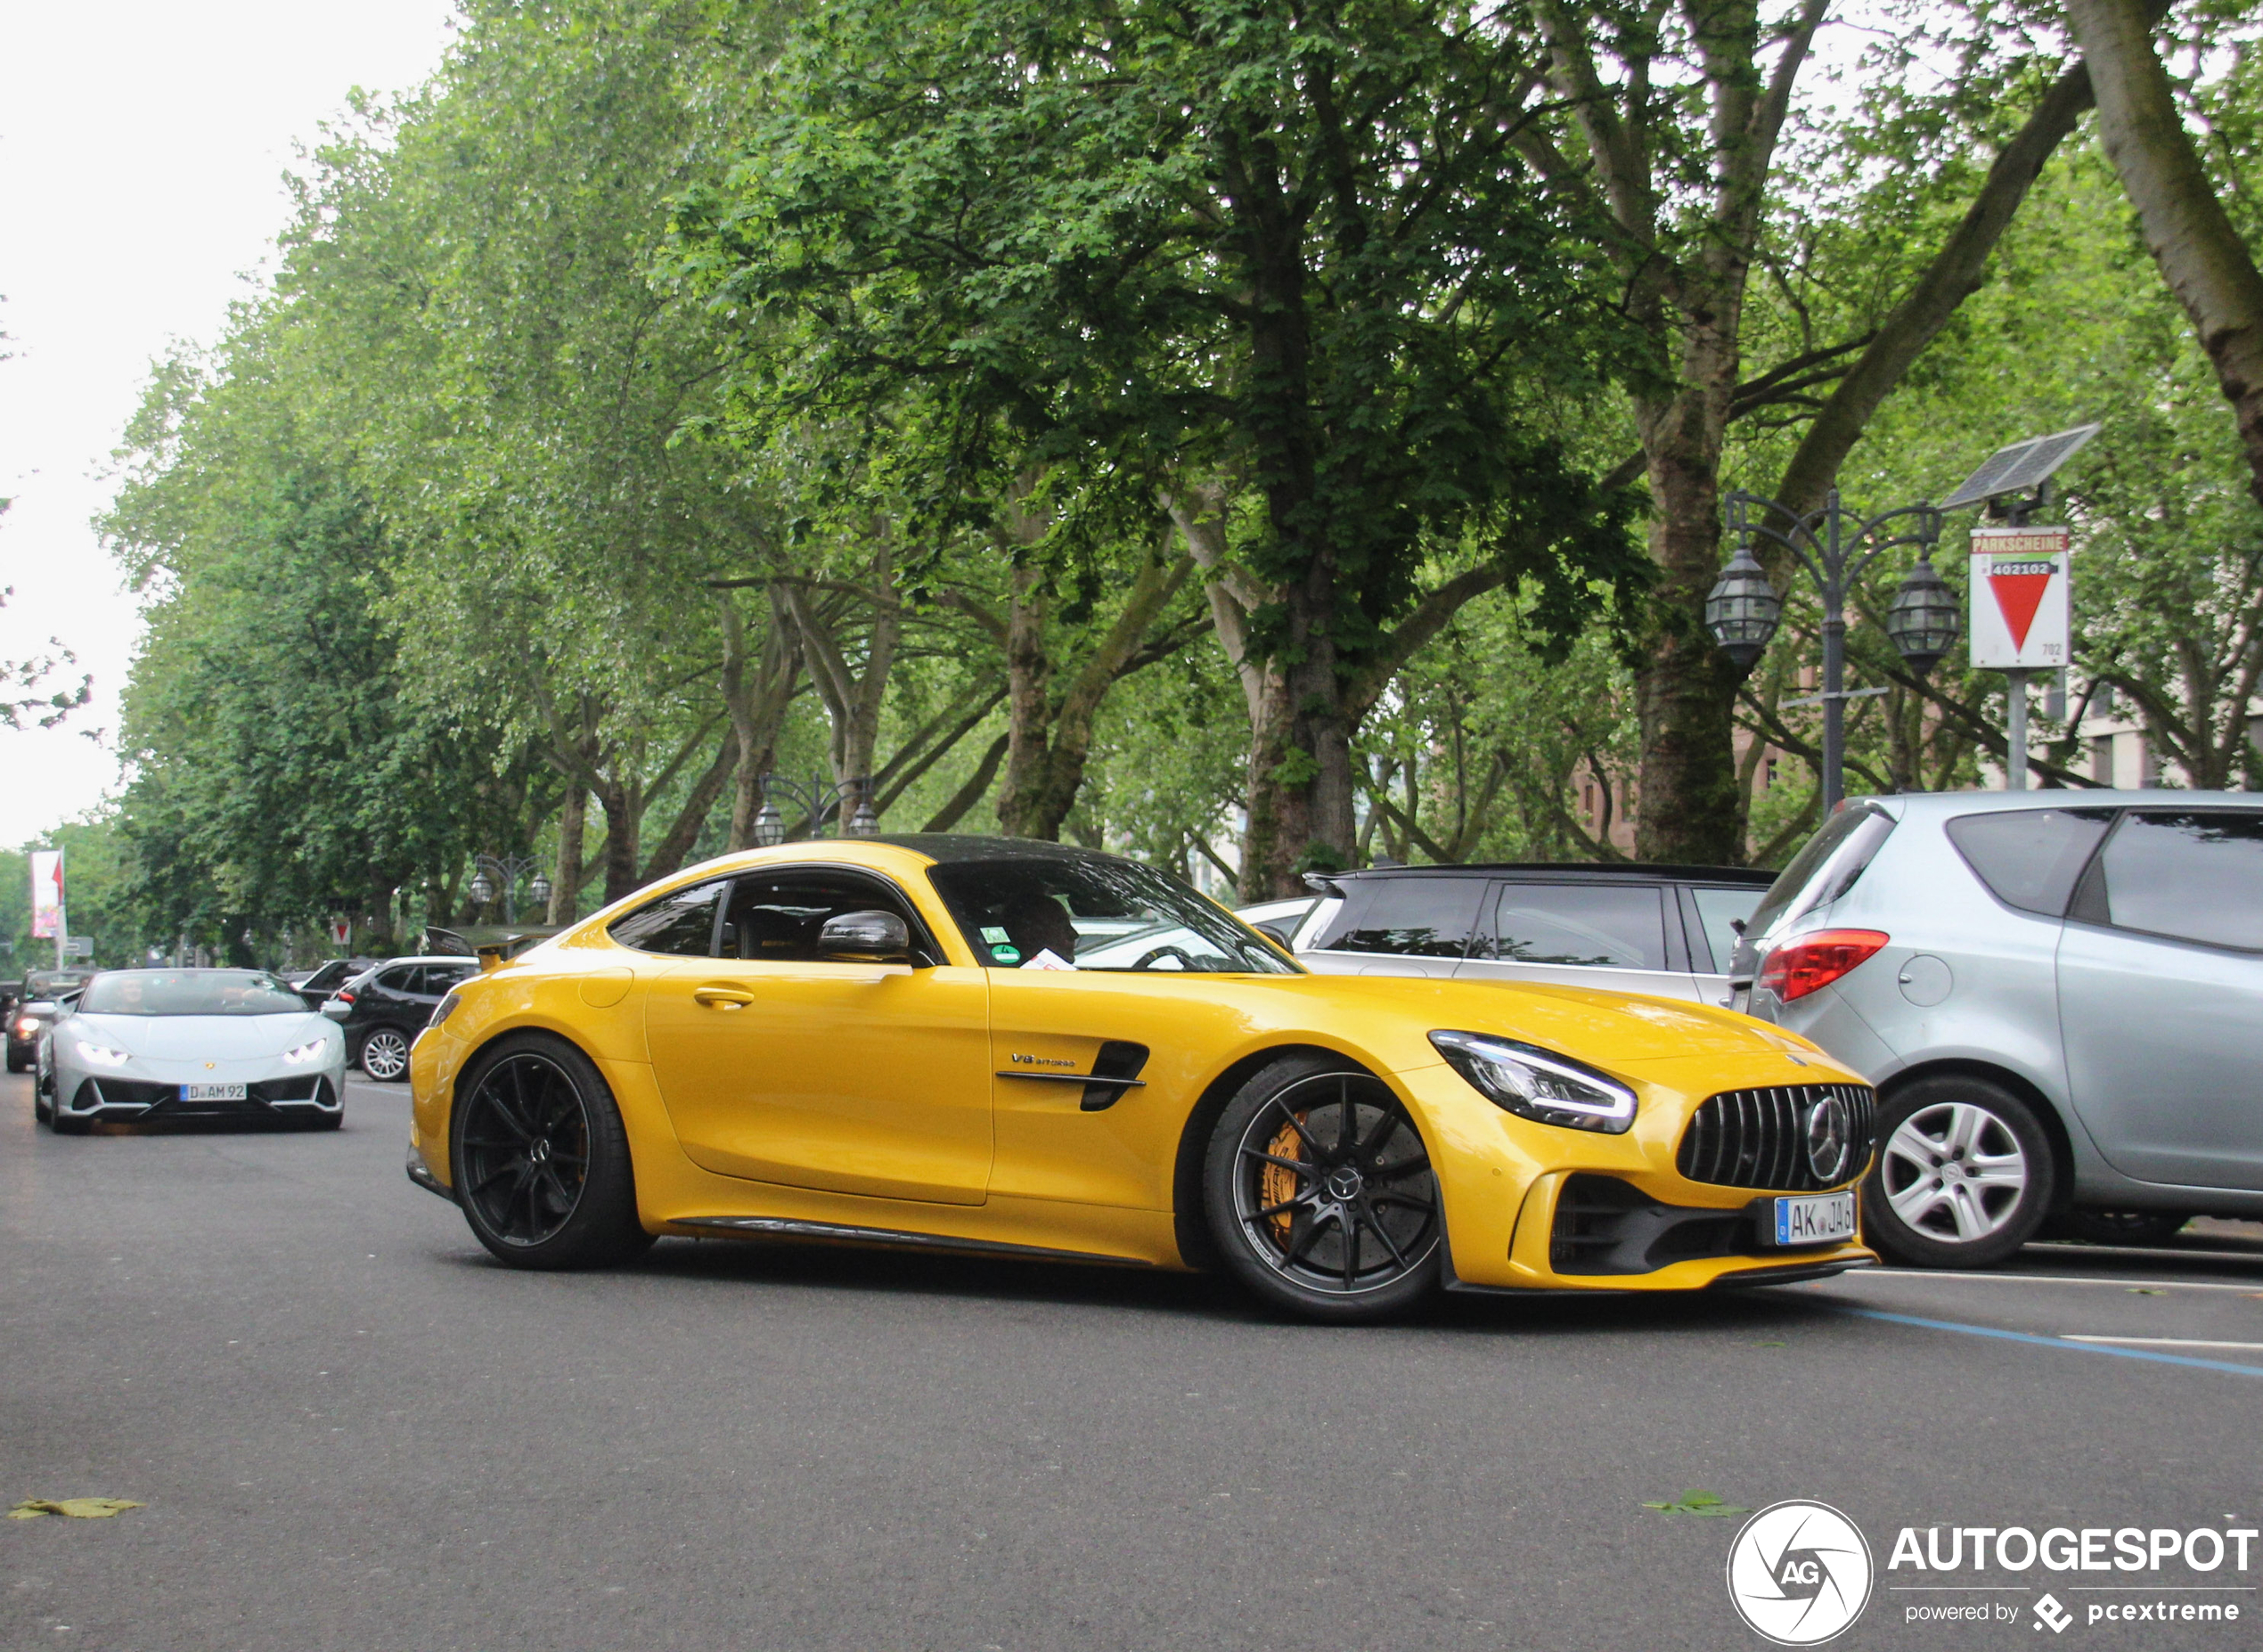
[1968,525,2071,669]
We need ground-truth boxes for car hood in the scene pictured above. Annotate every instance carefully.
[1273,973,1824,1065]
[68,1012,335,1059]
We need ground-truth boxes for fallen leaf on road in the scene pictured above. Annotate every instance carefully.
[1643,1490,1748,1517]
[2126,1288,2167,1296]
[7,1498,143,1520]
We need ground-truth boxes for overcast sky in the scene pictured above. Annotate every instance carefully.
[0,0,460,846]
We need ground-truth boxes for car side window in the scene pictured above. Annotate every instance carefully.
[427,964,475,994]
[2092,811,2263,952]
[1480,883,1665,969]
[1310,877,1484,958]
[608,879,726,956]
[1946,808,2113,917]
[378,966,421,994]
[720,870,929,963]
[1687,887,1763,972]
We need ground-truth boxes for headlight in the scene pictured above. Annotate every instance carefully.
[12,1017,37,1038]
[1428,1030,1638,1133]
[282,1038,332,1065]
[429,990,462,1027]
[76,1042,134,1068]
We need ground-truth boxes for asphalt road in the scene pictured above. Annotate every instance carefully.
[5,1071,2262,1651]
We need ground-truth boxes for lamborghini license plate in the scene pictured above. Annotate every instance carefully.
[1772,1191,1855,1247]
[180,1083,249,1101]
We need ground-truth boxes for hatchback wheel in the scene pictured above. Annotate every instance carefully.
[1204,1054,1442,1321]
[358,1027,412,1083]
[451,1033,652,1270]
[1864,1077,2054,1268]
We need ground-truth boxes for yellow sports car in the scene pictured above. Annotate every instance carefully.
[406,837,1875,1321]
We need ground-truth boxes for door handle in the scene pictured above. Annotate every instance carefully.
[692,986,756,1010]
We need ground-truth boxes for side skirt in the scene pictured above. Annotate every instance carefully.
[669,1214,1153,1269]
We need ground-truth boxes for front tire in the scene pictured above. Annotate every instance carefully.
[1203,1054,1442,1322]
[1864,1076,2055,1268]
[451,1033,652,1270]
[357,1026,412,1083]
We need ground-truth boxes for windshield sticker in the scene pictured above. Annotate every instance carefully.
[989,944,1022,964]
[981,926,1011,944]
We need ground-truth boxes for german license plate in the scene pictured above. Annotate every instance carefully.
[1773,1190,1856,1247]
[180,1083,248,1101]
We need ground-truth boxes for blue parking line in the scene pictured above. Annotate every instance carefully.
[1839,1308,2263,1379]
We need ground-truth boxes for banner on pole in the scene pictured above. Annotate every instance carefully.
[29,850,63,939]
[1968,526,2071,669]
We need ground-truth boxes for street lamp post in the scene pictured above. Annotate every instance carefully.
[1704,488,1961,813]
[468,853,548,927]
[752,773,878,847]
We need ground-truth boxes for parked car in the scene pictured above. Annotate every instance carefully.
[1233,896,1319,950]
[322,956,480,1082]
[1734,791,2263,1268]
[405,836,1874,1319]
[36,968,347,1133]
[285,957,377,1010]
[1269,863,1776,1006]
[7,968,97,1073]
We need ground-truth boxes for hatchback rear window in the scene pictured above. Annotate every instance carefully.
[1947,808,2112,917]
[1745,803,1895,941]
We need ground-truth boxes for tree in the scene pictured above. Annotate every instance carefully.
[2064,0,2263,506]
[672,0,1646,891]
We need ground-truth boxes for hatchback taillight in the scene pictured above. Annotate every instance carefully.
[1758,930,1889,1002]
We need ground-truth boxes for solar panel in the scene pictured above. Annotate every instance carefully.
[1941,422,2102,510]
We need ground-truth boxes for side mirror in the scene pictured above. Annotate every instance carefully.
[818,910,911,963]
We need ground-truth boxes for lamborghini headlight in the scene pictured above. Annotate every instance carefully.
[1428,1030,1638,1133]
[76,1041,134,1069]
[282,1037,332,1065]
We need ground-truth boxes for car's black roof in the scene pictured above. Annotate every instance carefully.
[873,834,1120,864]
[1322,861,1776,887]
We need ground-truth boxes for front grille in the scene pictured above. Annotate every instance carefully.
[1677,1084,1875,1191]
[70,1075,336,1111]
[81,1078,175,1108]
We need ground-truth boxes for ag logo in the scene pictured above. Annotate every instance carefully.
[1726,1501,1873,1645]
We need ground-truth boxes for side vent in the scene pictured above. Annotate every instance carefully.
[1083,1042,1150,1112]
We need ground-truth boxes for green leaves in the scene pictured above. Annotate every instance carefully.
[1642,1490,1750,1518]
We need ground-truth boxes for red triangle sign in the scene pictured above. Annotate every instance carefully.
[1988,570,2053,650]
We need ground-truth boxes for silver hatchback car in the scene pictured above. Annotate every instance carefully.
[1736,791,2263,1267]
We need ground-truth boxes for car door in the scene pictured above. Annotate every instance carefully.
[1455,880,1695,1001]
[641,864,993,1206]
[2057,807,2263,1191]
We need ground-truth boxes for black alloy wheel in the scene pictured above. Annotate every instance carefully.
[1204,1054,1442,1321]
[450,1033,652,1270]
[358,1026,412,1083]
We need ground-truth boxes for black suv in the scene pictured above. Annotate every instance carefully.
[286,957,377,1010]
[320,956,478,1082]
[1284,863,1777,1008]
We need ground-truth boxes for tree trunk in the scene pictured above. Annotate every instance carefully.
[995,560,1055,838]
[639,732,739,880]
[2064,0,2263,508]
[782,543,901,827]
[548,784,585,925]
[720,591,798,848]
[925,732,1009,831]
[1630,307,1749,864]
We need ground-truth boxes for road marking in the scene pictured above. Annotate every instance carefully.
[1839,1308,2263,1378]
[2063,1336,2263,1352]
[1856,1268,2263,1294]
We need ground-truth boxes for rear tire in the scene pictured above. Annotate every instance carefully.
[451,1032,652,1270]
[1864,1076,2055,1268]
[357,1026,412,1083]
[1203,1054,1442,1322]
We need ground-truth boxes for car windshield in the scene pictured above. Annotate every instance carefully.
[26,970,91,999]
[77,970,309,1017]
[927,856,1299,974]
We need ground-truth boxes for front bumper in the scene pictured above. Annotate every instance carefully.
[57,1071,345,1123]
[1401,1055,1876,1292]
